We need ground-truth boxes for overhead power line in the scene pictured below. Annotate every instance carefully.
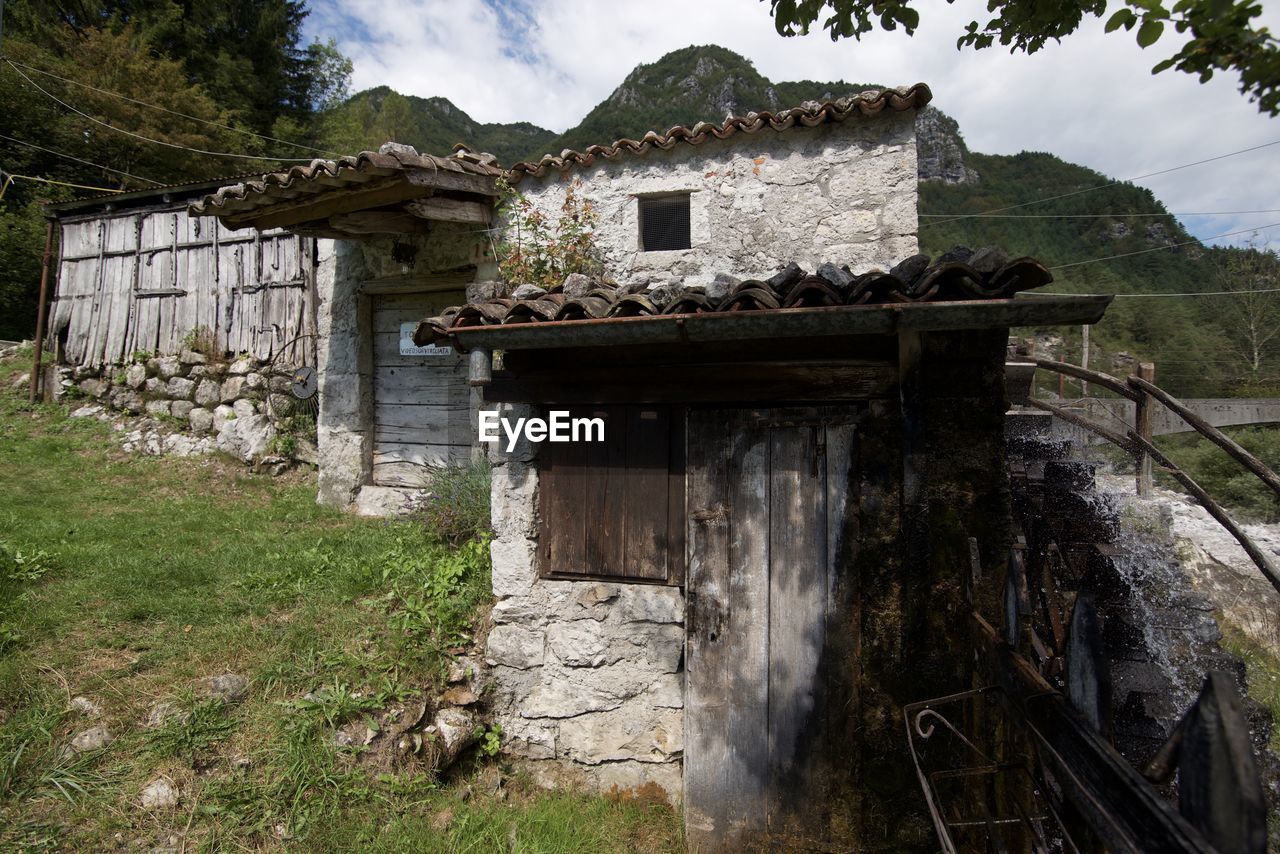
[1046,220,1280,271]
[4,59,342,159]
[920,209,1280,219]
[922,137,1280,227]
[5,60,317,164]
[0,132,162,185]
[0,171,123,197]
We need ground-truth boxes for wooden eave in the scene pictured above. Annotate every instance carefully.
[215,168,498,237]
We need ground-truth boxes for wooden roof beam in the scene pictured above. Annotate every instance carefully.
[405,197,493,225]
[225,178,432,230]
[329,210,432,235]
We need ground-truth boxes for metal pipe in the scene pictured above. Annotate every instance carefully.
[28,218,54,403]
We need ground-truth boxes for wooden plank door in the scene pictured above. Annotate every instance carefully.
[370,291,470,487]
[685,406,860,851]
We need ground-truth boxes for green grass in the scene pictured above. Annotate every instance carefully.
[0,354,682,851]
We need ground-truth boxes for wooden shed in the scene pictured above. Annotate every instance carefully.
[47,179,317,368]
[416,257,1113,850]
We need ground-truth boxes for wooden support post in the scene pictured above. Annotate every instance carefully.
[1080,324,1090,397]
[1134,362,1156,498]
[28,219,54,403]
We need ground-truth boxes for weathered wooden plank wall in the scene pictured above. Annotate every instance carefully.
[51,204,316,367]
[370,291,470,487]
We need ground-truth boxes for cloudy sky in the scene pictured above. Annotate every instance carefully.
[304,0,1280,251]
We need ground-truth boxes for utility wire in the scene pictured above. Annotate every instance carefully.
[6,60,317,164]
[4,58,342,159]
[1039,286,1280,297]
[1046,221,1280,271]
[0,132,162,185]
[920,209,1280,219]
[922,138,1280,227]
[0,170,123,195]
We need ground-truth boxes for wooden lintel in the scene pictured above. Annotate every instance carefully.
[405,196,493,224]
[404,167,499,197]
[330,210,432,235]
[224,178,431,230]
[288,221,370,240]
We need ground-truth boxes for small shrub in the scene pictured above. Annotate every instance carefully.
[421,459,492,545]
[496,177,603,290]
[181,325,218,358]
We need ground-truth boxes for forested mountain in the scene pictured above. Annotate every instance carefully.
[0,18,1274,396]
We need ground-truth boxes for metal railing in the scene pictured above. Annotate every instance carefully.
[1026,359,1280,598]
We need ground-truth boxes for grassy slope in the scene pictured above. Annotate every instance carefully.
[0,351,681,851]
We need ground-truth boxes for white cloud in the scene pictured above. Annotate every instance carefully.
[305,0,1280,248]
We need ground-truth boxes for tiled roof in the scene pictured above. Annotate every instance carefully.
[189,145,502,217]
[503,83,932,183]
[413,246,1050,346]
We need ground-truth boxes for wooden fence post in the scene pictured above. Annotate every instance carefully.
[1134,362,1156,498]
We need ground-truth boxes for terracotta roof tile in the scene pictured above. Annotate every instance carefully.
[414,246,1051,347]
[503,83,932,183]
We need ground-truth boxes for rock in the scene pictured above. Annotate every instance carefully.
[220,376,245,402]
[937,245,974,264]
[179,349,207,366]
[11,372,31,390]
[466,281,507,303]
[69,725,112,752]
[292,437,318,466]
[766,262,806,293]
[446,657,480,684]
[139,776,180,809]
[817,261,855,290]
[194,379,221,407]
[170,400,194,420]
[165,377,196,400]
[188,407,214,434]
[70,405,104,419]
[78,378,108,398]
[968,246,1008,276]
[547,620,612,667]
[646,282,679,310]
[201,673,249,703]
[232,398,257,420]
[485,625,545,670]
[211,404,236,435]
[145,701,188,730]
[442,687,478,706]
[705,273,739,303]
[156,357,183,379]
[243,373,265,393]
[561,272,596,298]
[620,278,650,294]
[433,707,479,766]
[109,388,145,415]
[144,377,166,395]
[145,399,171,418]
[511,283,545,300]
[889,253,930,284]
[227,357,253,376]
[71,365,98,381]
[70,696,101,717]
[125,364,148,389]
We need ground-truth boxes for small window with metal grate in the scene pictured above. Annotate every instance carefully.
[638,194,691,251]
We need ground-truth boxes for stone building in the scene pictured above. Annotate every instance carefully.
[187,84,1116,848]
[190,84,932,513]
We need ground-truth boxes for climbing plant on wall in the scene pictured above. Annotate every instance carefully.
[494,178,603,290]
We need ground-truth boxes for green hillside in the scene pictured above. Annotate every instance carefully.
[317,86,557,166]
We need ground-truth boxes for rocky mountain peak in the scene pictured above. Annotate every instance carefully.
[916,106,979,185]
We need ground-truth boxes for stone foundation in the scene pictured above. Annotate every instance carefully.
[485,404,686,802]
[49,350,308,464]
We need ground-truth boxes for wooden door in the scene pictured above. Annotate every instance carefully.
[371,291,470,487]
[685,406,861,851]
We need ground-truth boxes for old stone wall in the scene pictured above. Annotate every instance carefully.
[49,350,293,463]
[516,112,917,285]
[484,403,686,800]
[313,228,493,513]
